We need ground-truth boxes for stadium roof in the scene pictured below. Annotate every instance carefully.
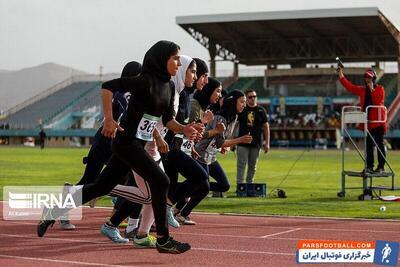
[176,7,400,66]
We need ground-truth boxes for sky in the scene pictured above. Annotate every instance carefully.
[1,0,400,74]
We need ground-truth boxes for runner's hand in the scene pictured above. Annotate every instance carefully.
[102,118,124,138]
[215,122,226,133]
[155,136,169,154]
[201,110,214,124]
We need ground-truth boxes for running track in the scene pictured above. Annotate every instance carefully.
[0,206,399,266]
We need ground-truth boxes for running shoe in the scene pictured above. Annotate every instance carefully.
[124,228,138,240]
[156,237,191,254]
[100,223,129,243]
[37,208,55,237]
[166,205,180,228]
[133,234,157,248]
[374,167,385,174]
[59,219,76,230]
[175,213,196,225]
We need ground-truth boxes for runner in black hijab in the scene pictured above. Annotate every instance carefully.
[37,40,203,254]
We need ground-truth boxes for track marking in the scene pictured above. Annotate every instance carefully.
[260,228,302,238]
[0,233,294,257]
[190,222,400,234]
[192,247,293,256]
[0,254,130,267]
[0,233,122,245]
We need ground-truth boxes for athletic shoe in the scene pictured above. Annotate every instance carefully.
[119,220,128,228]
[37,208,55,237]
[133,234,157,248]
[59,219,76,230]
[100,223,129,243]
[104,217,128,228]
[156,236,191,254]
[172,206,180,216]
[166,205,180,228]
[362,167,373,174]
[175,213,196,225]
[124,228,138,240]
[111,196,118,206]
[374,167,385,174]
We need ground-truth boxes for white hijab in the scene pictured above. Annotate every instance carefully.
[171,55,193,116]
[171,55,194,94]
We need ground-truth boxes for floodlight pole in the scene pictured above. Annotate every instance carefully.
[397,54,400,93]
[208,41,216,78]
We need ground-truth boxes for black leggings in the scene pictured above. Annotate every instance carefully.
[53,138,170,237]
[76,134,142,220]
[199,160,230,192]
[163,149,209,217]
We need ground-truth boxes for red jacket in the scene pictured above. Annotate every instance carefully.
[340,76,387,132]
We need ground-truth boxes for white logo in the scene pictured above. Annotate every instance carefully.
[9,192,76,209]
[381,243,392,263]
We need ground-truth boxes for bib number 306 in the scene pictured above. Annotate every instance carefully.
[136,114,160,141]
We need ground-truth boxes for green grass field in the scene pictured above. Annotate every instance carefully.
[0,146,399,219]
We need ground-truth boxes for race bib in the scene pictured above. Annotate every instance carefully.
[204,139,218,164]
[159,127,169,138]
[136,114,160,141]
[180,137,193,156]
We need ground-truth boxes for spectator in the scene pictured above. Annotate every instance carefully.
[39,129,46,149]
[236,89,270,191]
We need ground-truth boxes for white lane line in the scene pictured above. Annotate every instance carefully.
[0,254,131,267]
[0,233,294,258]
[260,228,302,238]
[0,233,121,245]
[171,231,301,241]
[188,222,400,234]
[192,247,294,256]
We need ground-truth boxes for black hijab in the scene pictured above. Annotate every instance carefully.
[194,58,208,78]
[187,58,209,93]
[121,61,142,78]
[218,89,245,124]
[193,77,221,111]
[142,40,180,82]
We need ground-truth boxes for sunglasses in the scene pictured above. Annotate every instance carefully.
[248,95,257,99]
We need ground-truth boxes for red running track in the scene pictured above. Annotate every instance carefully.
[0,206,399,267]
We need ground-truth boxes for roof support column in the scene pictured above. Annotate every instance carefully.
[233,61,239,79]
[397,56,400,93]
[209,40,216,77]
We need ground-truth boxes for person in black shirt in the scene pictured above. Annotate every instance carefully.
[38,129,46,149]
[236,89,270,189]
[37,40,203,254]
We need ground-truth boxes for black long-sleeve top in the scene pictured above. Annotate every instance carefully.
[102,74,175,141]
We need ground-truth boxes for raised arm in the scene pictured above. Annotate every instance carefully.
[337,68,364,95]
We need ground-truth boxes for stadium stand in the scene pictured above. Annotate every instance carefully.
[0,81,100,129]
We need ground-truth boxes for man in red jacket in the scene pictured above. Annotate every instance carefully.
[337,67,387,173]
